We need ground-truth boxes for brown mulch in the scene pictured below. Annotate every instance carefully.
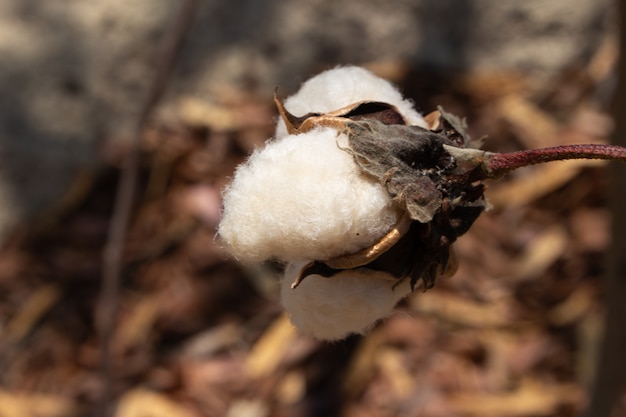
[0,44,620,417]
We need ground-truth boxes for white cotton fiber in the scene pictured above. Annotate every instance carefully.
[281,261,414,340]
[218,127,400,263]
[275,66,427,139]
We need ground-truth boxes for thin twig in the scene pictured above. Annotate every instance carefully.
[97,1,199,415]
[485,144,626,178]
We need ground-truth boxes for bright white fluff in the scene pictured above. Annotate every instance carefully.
[275,66,427,139]
[218,127,400,263]
[281,261,414,340]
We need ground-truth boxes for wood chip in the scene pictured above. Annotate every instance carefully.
[486,159,605,208]
[495,94,561,149]
[114,295,160,354]
[410,291,512,328]
[115,389,197,417]
[376,348,415,400]
[275,371,306,405]
[177,98,241,131]
[245,313,297,379]
[448,379,583,416]
[0,390,79,417]
[549,285,596,326]
[509,225,568,283]
[3,284,60,345]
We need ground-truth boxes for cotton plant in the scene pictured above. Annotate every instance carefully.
[218,66,626,341]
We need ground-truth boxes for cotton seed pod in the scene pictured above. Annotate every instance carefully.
[219,65,626,340]
[218,66,481,340]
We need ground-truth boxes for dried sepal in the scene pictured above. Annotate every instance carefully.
[291,212,411,289]
[274,92,409,135]
[433,105,472,147]
[423,109,442,130]
[443,144,489,174]
[323,212,411,269]
[294,208,466,291]
[342,120,453,223]
[440,245,459,279]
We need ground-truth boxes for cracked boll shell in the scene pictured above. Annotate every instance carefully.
[281,261,413,340]
[218,127,401,263]
[275,66,427,139]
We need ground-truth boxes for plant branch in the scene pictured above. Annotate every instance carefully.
[484,144,626,178]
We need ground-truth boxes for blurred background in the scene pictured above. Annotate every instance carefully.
[0,0,622,416]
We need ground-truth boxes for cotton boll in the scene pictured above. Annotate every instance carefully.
[218,66,429,341]
[275,66,427,139]
[218,127,400,263]
[281,261,414,340]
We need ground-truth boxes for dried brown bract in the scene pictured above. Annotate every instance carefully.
[274,93,409,135]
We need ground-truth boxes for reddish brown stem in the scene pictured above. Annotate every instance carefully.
[484,144,626,178]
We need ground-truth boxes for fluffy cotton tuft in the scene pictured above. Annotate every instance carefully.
[275,66,427,139]
[281,261,414,340]
[218,127,400,263]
